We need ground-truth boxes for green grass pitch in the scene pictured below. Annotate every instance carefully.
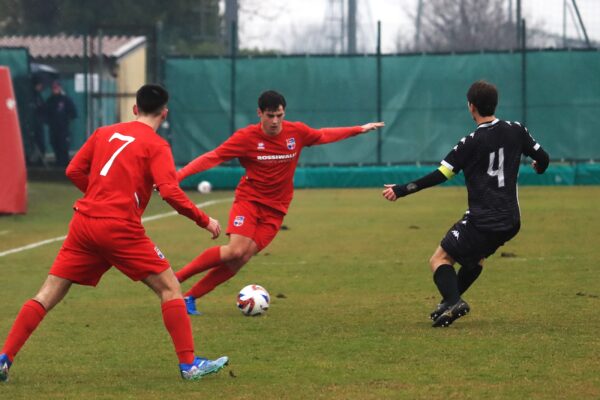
[0,182,599,399]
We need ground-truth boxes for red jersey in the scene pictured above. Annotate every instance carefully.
[66,120,209,226]
[178,121,362,214]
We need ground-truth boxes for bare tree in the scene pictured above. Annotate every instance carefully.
[408,0,519,52]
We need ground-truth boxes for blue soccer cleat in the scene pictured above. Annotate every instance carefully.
[0,353,12,382]
[184,296,202,316]
[179,356,229,380]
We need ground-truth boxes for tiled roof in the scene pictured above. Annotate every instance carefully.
[0,34,146,58]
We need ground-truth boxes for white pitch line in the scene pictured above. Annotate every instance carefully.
[0,197,232,258]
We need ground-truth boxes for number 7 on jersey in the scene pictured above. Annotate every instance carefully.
[100,133,136,176]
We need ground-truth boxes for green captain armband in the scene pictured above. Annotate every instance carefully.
[438,165,455,179]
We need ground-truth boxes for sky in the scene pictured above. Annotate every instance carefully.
[231,0,600,54]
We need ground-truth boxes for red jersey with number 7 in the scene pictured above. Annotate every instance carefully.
[66,120,209,226]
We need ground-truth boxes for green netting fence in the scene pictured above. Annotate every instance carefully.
[164,49,600,166]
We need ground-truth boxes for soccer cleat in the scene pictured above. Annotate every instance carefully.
[430,301,450,321]
[179,356,229,380]
[0,353,12,383]
[432,299,470,328]
[184,296,202,316]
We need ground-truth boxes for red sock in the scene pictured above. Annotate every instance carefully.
[176,246,222,283]
[185,265,237,299]
[2,300,47,362]
[161,299,195,364]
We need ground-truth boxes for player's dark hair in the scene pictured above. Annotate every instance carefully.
[136,84,169,115]
[258,90,286,111]
[467,80,498,117]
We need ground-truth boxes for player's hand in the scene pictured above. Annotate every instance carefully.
[360,122,385,132]
[204,217,221,239]
[382,184,398,201]
[531,160,542,174]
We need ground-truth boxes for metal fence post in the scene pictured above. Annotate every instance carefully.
[376,20,382,165]
[230,20,237,136]
[521,18,527,126]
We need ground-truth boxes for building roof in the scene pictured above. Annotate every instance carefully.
[0,34,146,59]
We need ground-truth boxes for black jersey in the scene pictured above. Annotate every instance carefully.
[441,119,544,232]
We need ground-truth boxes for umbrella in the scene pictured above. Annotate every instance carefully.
[30,63,60,87]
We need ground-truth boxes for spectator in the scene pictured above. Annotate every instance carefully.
[30,78,47,165]
[45,81,77,167]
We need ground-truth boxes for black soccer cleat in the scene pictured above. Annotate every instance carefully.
[432,299,470,328]
[429,301,450,321]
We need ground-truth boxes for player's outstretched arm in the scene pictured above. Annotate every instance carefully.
[360,122,385,132]
[382,169,448,202]
[313,122,385,145]
[176,151,224,182]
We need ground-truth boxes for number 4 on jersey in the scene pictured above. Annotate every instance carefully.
[100,133,136,176]
[487,148,505,187]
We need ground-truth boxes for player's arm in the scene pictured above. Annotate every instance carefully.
[151,144,220,238]
[65,131,96,192]
[383,133,472,201]
[512,122,550,174]
[530,147,549,174]
[520,125,549,174]
[176,133,245,182]
[382,167,450,201]
[176,151,225,182]
[309,122,385,145]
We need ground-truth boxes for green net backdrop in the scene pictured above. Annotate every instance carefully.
[164,50,600,165]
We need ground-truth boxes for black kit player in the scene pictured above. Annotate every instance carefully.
[382,80,550,327]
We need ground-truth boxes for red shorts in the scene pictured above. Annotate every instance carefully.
[49,212,170,286]
[226,200,285,251]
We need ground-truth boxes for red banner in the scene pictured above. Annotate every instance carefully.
[0,66,27,214]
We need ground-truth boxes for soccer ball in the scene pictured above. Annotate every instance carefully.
[197,180,212,194]
[237,284,270,316]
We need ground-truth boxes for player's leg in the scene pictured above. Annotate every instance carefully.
[430,260,482,321]
[453,224,519,302]
[1,212,107,382]
[0,275,72,382]
[143,269,194,363]
[183,234,257,301]
[175,234,256,284]
[142,269,228,379]
[456,259,484,295]
[430,245,460,305]
[430,218,474,327]
[176,200,257,283]
[176,245,222,283]
[183,205,282,303]
[182,206,284,315]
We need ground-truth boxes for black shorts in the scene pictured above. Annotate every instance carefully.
[440,213,520,267]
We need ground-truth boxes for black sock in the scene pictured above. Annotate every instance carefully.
[457,264,483,295]
[433,264,460,304]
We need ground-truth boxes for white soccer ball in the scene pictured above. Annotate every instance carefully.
[197,180,212,194]
[237,284,270,316]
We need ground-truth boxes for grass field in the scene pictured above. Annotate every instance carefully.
[1,182,599,399]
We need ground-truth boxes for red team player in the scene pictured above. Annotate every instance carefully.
[175,90,384,315]
[0,84,228,382]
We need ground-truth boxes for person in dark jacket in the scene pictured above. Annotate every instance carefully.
[45,81,77,167]
[30,78,47,165]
